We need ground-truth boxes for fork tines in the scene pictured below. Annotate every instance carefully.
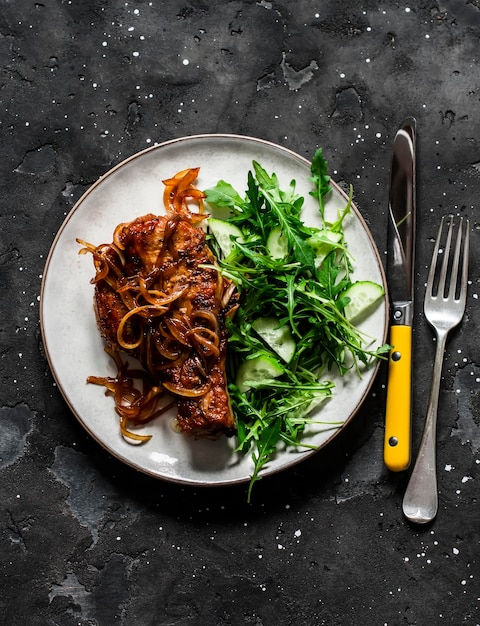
[427,215,469,304]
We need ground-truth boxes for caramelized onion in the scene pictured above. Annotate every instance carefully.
[164,316,191,346]
[118,280,188,309]
[117,304,167,350]
[156,216,180,264]
[191,310,219,333]
[188,326,220,359]
[221,280,237,309]
[113,222,131,250]
[88,348,175,443]
[162,380,212,398]
[77,238,97,254]
[162,167,207,223]
[91,255,110,283]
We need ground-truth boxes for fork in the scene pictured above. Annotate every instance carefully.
[402,215,469,524]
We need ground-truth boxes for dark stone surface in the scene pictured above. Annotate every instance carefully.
[1,1,479,624]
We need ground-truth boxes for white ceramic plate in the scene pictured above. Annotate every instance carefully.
[40,135,388,487]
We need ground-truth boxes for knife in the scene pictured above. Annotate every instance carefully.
[384,118,416,472]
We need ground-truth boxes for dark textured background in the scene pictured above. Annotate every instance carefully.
[1,1,479,624]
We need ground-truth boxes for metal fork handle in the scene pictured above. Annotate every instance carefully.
[402,327,448,523]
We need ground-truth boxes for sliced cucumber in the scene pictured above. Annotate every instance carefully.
[251,316,296,363]
[235,355,285,393]
[267,225,288,260]
[208,217,244,259]
[307,229,342,267]
[342,280,385,324]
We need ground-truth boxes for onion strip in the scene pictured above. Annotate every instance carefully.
[162,167,207,223]
[191,309,219,333]
[117,305,168,350]
[162,380,212,398]
[188,326,220,359]
[87,348,175,443]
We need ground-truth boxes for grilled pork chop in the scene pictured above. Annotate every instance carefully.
[92,212,237,438]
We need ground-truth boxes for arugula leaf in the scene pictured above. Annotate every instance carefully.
[247,417,281,501]
[310,148,331,220]
[252,161,315,270]
[204,180,246,211]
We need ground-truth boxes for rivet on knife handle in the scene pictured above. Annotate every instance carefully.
[384,324,412,471]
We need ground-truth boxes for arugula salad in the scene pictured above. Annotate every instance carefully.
[204,149,388,499]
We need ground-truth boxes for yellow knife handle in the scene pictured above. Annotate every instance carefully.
[384,324,412,471]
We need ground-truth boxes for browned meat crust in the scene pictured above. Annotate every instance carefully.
[91,212,237,438]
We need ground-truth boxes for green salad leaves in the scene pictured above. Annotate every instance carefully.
[204,149,388,500]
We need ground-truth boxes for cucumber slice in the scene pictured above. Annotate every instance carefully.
[308,229,342,267]
[267,225,288,259]
[235,355,285,393]
[208,217,244,259]
[342,280,385,324]
[251,316,296,363]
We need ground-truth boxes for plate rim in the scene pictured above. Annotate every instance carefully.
[40,133,388,487]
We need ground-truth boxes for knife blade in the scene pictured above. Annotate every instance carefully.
[384,118,416,472]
